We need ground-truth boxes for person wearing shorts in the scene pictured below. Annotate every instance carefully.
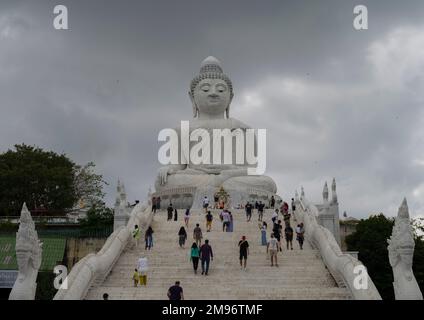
[202,196,209,213]
[206,211,213,232]
[267,234,279,267]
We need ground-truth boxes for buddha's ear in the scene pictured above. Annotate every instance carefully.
[226,94,233,119]
[189,91,198,118]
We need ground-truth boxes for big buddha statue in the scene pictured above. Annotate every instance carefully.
[154,56,278,209]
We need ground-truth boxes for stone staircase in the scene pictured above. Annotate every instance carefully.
[85,209,351,300]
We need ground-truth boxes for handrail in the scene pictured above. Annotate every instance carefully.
[297,197,382,300]
[53,201,153,300]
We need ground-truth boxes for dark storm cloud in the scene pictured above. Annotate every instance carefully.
[0,0,423,218]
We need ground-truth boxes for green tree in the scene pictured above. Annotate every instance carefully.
[73,162,108,208]
[0,144,76,216]
[412,218,424,294]
[0,144,108,217]
[78,201,113,231]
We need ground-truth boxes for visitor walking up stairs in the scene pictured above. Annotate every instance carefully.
[86,209,351,300]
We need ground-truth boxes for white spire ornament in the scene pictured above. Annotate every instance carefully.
[331,178,338,204]
[323,182,329,203]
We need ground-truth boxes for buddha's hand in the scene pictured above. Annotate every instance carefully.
[158,167,170,185]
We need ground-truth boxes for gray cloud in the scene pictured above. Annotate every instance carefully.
[0,0,423,218]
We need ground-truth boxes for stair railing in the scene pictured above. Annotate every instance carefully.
[296,197,382,300]
[53,201,154,300]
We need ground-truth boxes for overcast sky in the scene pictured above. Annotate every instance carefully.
[1,0,423,218]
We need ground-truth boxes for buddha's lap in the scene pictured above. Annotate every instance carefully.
[157,172,276,193]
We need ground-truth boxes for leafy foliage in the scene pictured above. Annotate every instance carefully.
[412,217,424,295]
[78,201,113,231]
[73,162,108,208]
[0,144,76,216]
[0,144,107,217]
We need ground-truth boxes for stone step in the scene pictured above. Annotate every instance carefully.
[85,209,349,300]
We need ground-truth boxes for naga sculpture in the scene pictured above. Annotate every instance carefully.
[9,203,43,300]
[387,198,423,300]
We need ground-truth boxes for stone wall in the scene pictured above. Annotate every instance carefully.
[65,238,107,270]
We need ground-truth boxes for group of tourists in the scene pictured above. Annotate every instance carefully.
[137,195,307,299]
[167,203,179,221]
[132,224,154,250]
[132,256,149,287]
[189,239,214,275]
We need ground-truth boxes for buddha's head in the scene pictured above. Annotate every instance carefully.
[189,56,234,119]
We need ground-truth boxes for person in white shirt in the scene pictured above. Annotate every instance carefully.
[267,234,279,267]
[271,209,278,224]
[296,223,305,250]
[221,210,230,232]
[137,256,149,286]
[202,196,209,213]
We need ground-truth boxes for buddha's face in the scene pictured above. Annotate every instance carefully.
[192,78,231,116]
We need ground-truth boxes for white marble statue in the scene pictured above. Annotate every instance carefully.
[155,56,277,208]
[387,198,423,300]
[9,203,43,300]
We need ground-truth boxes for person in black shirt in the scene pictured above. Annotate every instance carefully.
[145,226,154,250]
[258,201,264,222]
[206,211,213,232]
[284,224,294,250]
[270,196,275,208]
[167,281,184,300]
[167,204,173,221]
[238,236,249,270]
[200,239,213,275]
[178,226,187,248]
[273,220,283,252]
[245,202,253,222]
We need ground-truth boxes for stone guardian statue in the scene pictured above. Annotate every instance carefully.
[9,203,43,300]
[387,198,423,300]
